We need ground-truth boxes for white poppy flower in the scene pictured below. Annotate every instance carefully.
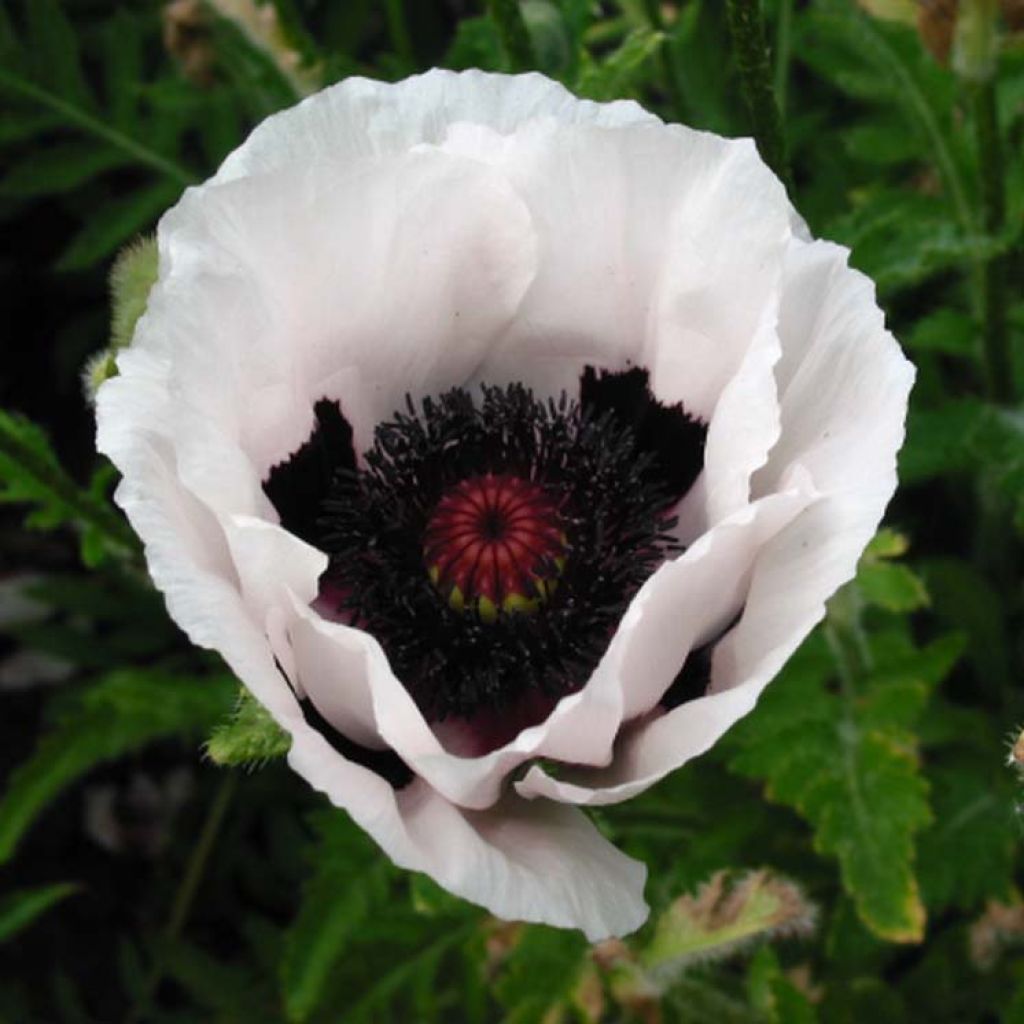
[95,69,914,941]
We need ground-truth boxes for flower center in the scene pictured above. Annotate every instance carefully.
[424,474,567,622]
[264,373,708,725]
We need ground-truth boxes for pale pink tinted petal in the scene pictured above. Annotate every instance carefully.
[674,309,782,541]
[287,593,621,810]
[514,481,818,806]
[440,121,791,422]
[288,734,649,941]
[721,239,914,693]
[148,148,535,475]
[517,243,913,807]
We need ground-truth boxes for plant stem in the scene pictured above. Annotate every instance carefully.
[125,773,238,1024]
[642,0,687,122]
[385,0,415,70]
[971,78,1013,403]
[725,0,790,186]
[773,0,794,115]
[487,0,536,72]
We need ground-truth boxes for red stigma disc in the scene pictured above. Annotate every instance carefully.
[423,474,567,621]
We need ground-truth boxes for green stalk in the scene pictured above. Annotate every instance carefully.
[773,0,794,116]
[385,0,415,69]
[487,0,536,72]
[725,0,790,185]
[954,0,1013,402]
[642,0,687,122]
[971,78,1013,402]
[125,774,238,1024]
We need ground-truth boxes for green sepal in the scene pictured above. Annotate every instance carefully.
[206,687,291,768]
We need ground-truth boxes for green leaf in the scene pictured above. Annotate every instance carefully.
[642,870,816,979]
[901,400,1024,525]
[906,308,977,357]
[0,670,235,865]
[57,180,180,271]
[575,26,664,101]
[801,6,972,237]
[494,925,590,1024]
[25,0,93,108]
[158,938,278,1023]
[206,687,291,768]
[0,406,135,564]
[727,628,958,942]
[280,812,387,1023]
[857,563,929,612]
[0,883,78,943]
[747,946,819,1024]
[522,0,572,75]
[0,141,129,196]
[917,758,1018,912]
[843,116,922,165]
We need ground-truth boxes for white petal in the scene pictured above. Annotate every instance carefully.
[98,361,645,941]
[437,120,792,419]
[724,238,915,689]
[286,592,621,810]
[515,480,817,806]
[213,69,657,185]
[288,737,648,942]
[516,242,914,807]
[137,146,536,477]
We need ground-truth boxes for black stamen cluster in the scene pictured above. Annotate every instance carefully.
[318,384,680,721]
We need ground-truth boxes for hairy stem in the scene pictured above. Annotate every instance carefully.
[725,0,790,185]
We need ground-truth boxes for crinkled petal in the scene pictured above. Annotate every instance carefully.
[98,366,646,939]
[436,119,791,424]
[291,724,648,941]
[515,243,914,807]
[213,69,656,186]
[514,480,818,806]
[142,147,536,475]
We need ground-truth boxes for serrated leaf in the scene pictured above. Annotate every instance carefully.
[280,812,386,1022]
[642,870,816,979]
[917,758,1018,911]
[747,946,819,1024]
[0,882,78,942]
[0,407,135,563]
[901,401,1024,524]
[494,925,590,1024]
[206,687,291,768]
[0,670,234,865]
[727,630,955,942]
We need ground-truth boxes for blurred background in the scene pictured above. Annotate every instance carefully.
[1,1,1023,1021]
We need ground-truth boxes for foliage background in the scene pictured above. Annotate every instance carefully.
[1,0,1023,1020]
